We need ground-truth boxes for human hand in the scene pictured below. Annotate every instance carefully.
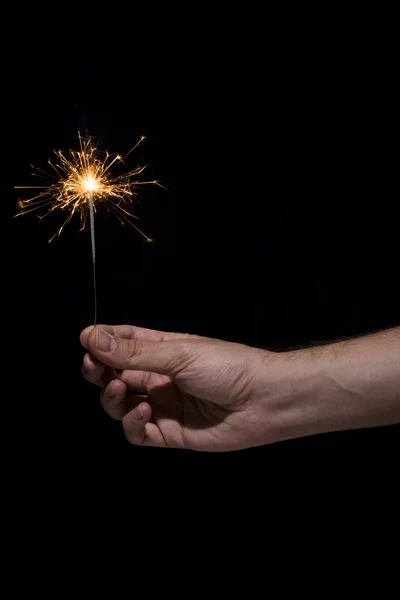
[80,324,283,451]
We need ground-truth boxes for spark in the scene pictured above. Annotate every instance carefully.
[14,132,161,243]
[14,132,163,326]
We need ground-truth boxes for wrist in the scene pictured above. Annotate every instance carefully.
[256,348,331,443]
[269,346,346,441]
[259,330,400,444]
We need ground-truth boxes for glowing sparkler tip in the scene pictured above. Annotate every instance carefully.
[15,133,158,243]
[83,175,99,192]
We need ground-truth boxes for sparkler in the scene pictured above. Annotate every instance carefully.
[15,132,161,326]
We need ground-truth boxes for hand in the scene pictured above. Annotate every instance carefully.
[80,324,282,451]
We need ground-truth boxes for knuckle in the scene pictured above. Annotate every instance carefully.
[125,430,142,446]
[122,413,143,445]
[81,363,89,379]
[120,338,142,363]
[164,341,193,376]
[99,390,108,411]
[233,359,254,401]
[100,393,122,421]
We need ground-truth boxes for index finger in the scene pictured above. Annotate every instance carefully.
[82,352,116,388]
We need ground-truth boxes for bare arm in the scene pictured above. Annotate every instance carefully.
[81,324,399,451]
[268,326,400,442]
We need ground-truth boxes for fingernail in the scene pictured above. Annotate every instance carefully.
[84,353,96,367]
[133,405,144,420]
[96,329,114,352]
[107,380,116,398]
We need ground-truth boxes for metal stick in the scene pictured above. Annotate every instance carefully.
[89,192,97,327]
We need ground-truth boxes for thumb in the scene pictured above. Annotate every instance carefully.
[85,327,189,376]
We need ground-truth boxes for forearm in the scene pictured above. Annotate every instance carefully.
[269,327,400,441]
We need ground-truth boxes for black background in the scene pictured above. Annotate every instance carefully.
[3,22,399,506]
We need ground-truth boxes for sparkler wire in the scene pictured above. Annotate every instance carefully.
[88,192,97,327]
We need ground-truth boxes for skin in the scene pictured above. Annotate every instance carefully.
[80,324,400,451]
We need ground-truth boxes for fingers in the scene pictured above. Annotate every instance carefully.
[101,379,170,447]
[101,378,128,420]
[82,327,192,376]
[122,404,169,447]
[119,369,155,394]
[82,353,116,388]
[100,378,147,420]
[82,353,155,394]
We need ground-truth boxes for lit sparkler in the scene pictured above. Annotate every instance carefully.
[15,132,161,325]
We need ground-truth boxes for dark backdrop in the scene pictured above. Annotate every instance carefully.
[3,24,399,505]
